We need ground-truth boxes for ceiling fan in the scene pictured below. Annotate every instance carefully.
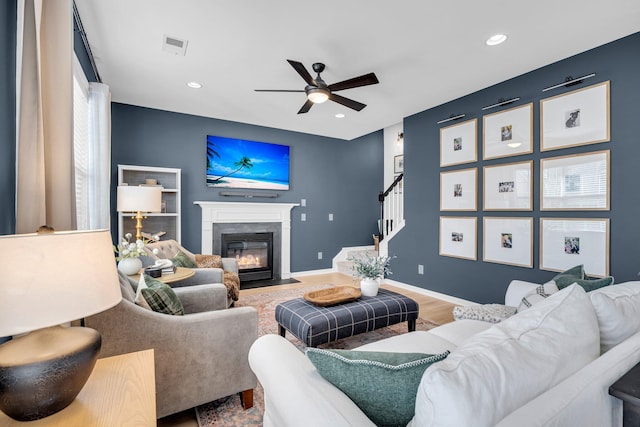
[255,60,379,114]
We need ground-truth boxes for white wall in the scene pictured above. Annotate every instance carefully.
[383,122,403,189]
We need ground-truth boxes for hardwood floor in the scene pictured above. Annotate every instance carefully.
[157,272,456,426]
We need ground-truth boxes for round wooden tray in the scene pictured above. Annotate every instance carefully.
[304,286,362,306]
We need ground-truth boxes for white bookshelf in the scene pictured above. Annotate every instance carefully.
[117,165,181,243]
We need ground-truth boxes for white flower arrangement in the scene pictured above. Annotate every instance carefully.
[348,253,394,280]
[114,233,158,261]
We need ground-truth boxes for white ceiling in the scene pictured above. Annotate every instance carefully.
[74,0,640,140]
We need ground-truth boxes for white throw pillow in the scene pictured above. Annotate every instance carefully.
[452,304,516,323]
[517,280,559,312]
[135,274,152,310]
[589,281,640,353]
[413,284,599,427]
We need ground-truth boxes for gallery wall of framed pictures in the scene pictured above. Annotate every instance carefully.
[438,80,611,275]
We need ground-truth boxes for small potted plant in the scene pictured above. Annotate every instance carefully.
[348,253,393,296]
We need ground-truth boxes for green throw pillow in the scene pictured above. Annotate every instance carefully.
[171,250,197,268]
[553,265,585,282]
[554,275,614,292]
[140,275,184,315]
[306,348,449,426]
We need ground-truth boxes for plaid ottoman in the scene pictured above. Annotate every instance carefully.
[275,288,419,347]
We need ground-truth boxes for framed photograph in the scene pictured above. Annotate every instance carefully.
[483,160,533,211]
[483,217,533,268]
[540,218,609,277]
[394,155,404,173]
[483,103,533,160]
[541,150,609,211]
[440,119,477,167]
[440,168,477,211]
[440,216,477,260]
[540,81,610,151]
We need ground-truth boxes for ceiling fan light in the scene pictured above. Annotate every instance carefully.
[307,88,329,104]
[486,34,507,46]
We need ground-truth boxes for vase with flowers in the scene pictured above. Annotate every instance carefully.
[348,253,393,296]
[114,233,155,275]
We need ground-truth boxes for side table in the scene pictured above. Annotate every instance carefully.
[0,349,156,426]
[609,361,640,425]
[132,266,195,284]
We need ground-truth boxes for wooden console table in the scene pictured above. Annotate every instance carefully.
[0,349,156,426]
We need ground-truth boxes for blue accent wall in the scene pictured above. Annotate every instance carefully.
[391,32,640,303]
[0,0,16,235]
[110,104,383,271]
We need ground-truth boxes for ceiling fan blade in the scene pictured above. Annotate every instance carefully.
[328,73,379,92]
[329,93,366,111]
[254,89,305,92]
[297,99,314,114]
[287,60,315,86]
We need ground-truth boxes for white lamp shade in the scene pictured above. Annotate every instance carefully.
[0,230,122,337]
[117,186,162,213]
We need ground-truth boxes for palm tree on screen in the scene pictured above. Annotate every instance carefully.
[210,156,254,182]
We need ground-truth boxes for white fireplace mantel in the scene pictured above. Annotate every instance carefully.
[194,201,299,279]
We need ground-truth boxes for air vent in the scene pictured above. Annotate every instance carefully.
[162,35,188,56]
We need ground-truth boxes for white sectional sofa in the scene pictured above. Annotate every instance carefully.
[249,280,640,426]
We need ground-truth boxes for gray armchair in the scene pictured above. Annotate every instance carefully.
[85,271,258,418]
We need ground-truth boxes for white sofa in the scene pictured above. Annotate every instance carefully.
[249,280,640,426]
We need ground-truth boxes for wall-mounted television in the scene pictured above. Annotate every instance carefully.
[206,135,290,190]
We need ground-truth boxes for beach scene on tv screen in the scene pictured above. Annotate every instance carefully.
[206,135,290,190]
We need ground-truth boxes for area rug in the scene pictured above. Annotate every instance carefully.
[195,284,441,426]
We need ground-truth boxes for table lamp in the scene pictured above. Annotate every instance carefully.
[117,186,162,240]
[0,229,121,421]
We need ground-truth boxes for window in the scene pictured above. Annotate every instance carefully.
[73,56,90,230]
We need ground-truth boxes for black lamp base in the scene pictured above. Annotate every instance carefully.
[0,326,101,421]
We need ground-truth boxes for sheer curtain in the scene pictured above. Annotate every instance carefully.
[86,82,111,229]
[15,0,75,233]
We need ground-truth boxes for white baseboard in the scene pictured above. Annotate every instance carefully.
[384,278,478,306]
[291,268,335,277]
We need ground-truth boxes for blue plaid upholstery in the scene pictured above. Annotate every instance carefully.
[275,288,419,347]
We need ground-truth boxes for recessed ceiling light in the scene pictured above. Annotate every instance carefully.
[335,113,345,118]
[187,81,202,89]
[486,34,507,46]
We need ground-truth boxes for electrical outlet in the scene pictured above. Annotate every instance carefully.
[301,198,306,207]
[418,264,424,275]
[318,252,323,260]
[328,213,334,221]
[301,213,306,221]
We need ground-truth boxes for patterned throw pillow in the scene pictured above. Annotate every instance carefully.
[517,280,560,312]
[140,275,184,315]
[453,304,517,323]
[171,250,197,268]
[306,348,449,427]
[134,274,152,310]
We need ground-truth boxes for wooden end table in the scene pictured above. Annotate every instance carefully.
[132,266,195,284]
[609,361,640,425]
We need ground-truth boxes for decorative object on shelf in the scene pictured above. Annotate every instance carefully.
[540,217,610,277]
[482,103,533,160]
[540,80,610,151]
[483,217,533,268]
[348,253,393,297]
[440,118,477,167]
[440,168,477,211]
[0,230,121,421]
[114,233,157,275]
[540,150,610,211]
[483,160,533,211]
[439,216,477,260]
[116,185,162,240]
[394,155,404,173]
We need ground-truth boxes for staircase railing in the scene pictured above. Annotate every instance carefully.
[378,173,404,241]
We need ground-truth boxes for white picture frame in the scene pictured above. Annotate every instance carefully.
[483,103,533,160]
[440,168,477,211]
[483,217,533,268]
[540,218,609,277]
[541,150,610,211]
[483,160,533,211]
[440,216,477,260]
[440,119,477,167]
[540,81,610,151]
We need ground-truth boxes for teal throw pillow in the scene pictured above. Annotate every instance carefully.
[554,275,614,292]
[553,265,585,282]
[140,275,184,315]
[306,349,449,426]
[171,250,197,268]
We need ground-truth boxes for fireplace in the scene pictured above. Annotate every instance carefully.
[222,232,273,282]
